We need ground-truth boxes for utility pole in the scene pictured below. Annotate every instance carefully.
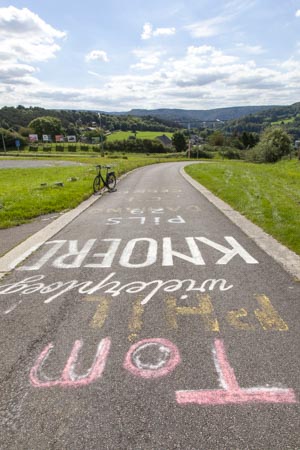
[98,113,104,156]
[1,132,6,153]
[188,123,191,158]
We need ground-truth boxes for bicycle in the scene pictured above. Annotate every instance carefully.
[93,165,117,194]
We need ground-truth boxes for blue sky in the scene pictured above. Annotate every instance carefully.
[0,0,300,111]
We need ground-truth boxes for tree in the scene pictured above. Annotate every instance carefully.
[65,122,79,136]
[172,131,187,152]
[0,128,26,150]
[82,128,106,143]
[249,127,292,163]
[18,126,34,137]
[29,116,62,138]
[209,130,224,147]
[241,131,259,149]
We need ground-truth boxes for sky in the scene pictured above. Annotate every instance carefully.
[0,0,300,111]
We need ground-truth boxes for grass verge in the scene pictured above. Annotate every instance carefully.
[185,159,300,255]
[0,154,186,228]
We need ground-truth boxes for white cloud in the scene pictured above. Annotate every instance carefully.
[88,71,104,79]
[141,22,153,40]
[0,6,66,62]
[186,45,238,65]
[1,38,62,63]
[185,16,229,38]
[107,45,299,108]
[235,43,265,55]
[295,9,300,17]
[131,49,163,70]
[85,50,109,62]
[0,62,38,85]
[0,6,65,39]
[141,22,176,40]
[1,43,300,111]
[186,0,256,39]
[223,0,256,15]
[0,6,66,88]
[153,27,176,37]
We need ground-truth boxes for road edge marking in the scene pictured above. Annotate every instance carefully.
[180,165,300,280]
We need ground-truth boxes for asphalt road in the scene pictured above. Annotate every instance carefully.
[0,162,299,450]
[0,159,86,169]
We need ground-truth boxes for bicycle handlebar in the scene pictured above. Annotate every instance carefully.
[95,164,113,169]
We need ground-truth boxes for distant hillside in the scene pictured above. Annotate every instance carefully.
[0,106,175,133]
[117,106,277,124]
[223,102,300,139]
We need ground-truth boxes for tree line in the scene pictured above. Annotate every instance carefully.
[223,102,300,140]
[0,106,176,139]
[0,106,179,151]
[0,105,297,163]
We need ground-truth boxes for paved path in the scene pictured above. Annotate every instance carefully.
[0,159,86,169]
[0,162,299,449]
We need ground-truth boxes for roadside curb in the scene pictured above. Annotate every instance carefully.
[180,166,300,280]
[0,169,134,280]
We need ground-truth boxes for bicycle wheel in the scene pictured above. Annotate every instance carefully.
[93,175,102,193]
[106,173,116,191]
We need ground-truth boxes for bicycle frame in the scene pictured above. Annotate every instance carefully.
[95,165,108,187]
[93,165,116,193]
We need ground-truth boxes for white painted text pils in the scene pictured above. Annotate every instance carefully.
[106,215,186,226]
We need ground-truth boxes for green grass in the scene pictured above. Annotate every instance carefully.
[185,159,300,255]
[271,114,300,125]
[271,117,295,125]
[0,154,186,228]
[0,165,93,228]
[106,131,173,141]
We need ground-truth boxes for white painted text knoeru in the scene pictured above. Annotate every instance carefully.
[16,236,259,271]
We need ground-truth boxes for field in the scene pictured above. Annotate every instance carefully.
[106,131,173,141]
[271,114,300,125]
[185,159,300,255]
[0,153,185,228]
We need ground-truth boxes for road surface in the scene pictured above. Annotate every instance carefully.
[0,159,86,169]
[0,162,299,449]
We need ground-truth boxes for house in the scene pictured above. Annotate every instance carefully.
[156,134,172,147]
[190,134,204,145]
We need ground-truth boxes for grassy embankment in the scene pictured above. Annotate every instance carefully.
[0,153,185,228]
[185,159,300,255]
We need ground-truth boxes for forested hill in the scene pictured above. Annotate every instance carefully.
[223,102,300,138]
[120,105,276,123]
[0,104,278,132]
[0,106,176,132]
[2,103,299,136]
